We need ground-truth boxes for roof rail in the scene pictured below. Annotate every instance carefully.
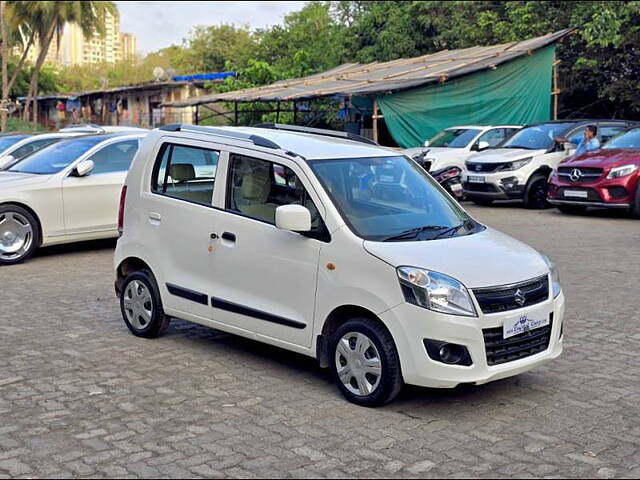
[254,123,378,146]
[159,123,281,150]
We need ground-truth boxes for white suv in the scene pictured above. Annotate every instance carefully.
[115,123,564,406]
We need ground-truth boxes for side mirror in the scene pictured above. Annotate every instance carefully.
[74,159,95,177]
[0,154,16,170]
[563,142,577,155]
[423,140,430,147]
[275,204,311,232]
[477,141,490,151]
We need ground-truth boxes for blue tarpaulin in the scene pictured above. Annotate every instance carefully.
[171,72,236,82]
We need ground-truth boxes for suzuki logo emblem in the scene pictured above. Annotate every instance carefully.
[569,168,582,182]
[475,164,482,172]
[515,289,526,306]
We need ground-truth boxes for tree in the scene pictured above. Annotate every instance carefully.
[16,1,116,126]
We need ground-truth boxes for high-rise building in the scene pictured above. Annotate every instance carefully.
[22,11,136,66]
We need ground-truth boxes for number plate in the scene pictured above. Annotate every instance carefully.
[450,182,463,192]
[468,176,485,184]
[503,314,550,339]
[564,190,588,199]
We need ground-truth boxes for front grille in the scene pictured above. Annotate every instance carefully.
[473,275,549,314]
[557,167,603,183]
[466,162,506,173]
[463,182,500,193]
[483,316,553,366]
[556,187,602,202]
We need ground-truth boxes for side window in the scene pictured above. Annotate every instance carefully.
[599,125,626,144]
[151,143,219,206]
[12,138,58,160]
[88,140,139,174]
[475,128,507,149]
[226,154,320,227]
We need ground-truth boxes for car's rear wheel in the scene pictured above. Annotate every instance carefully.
[120,270,170,338]
[557,205,588,215]
[329,317,403,407]
[631,183,640,219]
[0,205,39,266]
[470,198,494,207]
[524,174,550,209]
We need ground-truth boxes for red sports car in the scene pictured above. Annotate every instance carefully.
[548,127,640,217]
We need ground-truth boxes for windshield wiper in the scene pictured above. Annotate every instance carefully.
[382,225,449,242]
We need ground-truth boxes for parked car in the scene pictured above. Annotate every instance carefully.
[462,120,635,208]
[403,125,521,173]
[0,132,86,170]
[548,126,640,217]
[115,123,564,407]
[0,132,145,265]
[430,164,464,200]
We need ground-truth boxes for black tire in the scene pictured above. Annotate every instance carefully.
[0,204,39,266]
[329,317,403,407]
[119,270,170,338]
[524,174,550,209]
[470,198,494,206]
[557,205,588,215]
[632,183,640,219]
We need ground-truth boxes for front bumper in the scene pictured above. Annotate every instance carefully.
[548,173,637,209]
[381,291,564,388]
[462,170,528,200]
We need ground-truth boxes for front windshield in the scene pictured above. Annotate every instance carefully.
[8,136,105,174]
[309,156,482,241]
[604,128,640,149]
[501,123,574,150]
[428,129,480,148]
[0,135,29,154]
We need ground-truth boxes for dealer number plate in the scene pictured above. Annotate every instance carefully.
[503,314,550,339]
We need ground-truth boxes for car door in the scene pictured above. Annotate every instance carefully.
[208,150,325,348]
[141,138,221,320]
[62,138,140,236]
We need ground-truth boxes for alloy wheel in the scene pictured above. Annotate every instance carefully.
[335,331,382,396]
[0,212,34,261]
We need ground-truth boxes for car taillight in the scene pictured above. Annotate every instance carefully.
[118,185,127,237]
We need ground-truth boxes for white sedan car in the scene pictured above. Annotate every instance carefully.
[0,132,86,169]
[0,132,145,265]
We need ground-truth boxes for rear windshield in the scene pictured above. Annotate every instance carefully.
[604,128,640,149]
[428,129,480,148]
[0,135,29,154]
[500,123,574,150]
[8,137,105,174]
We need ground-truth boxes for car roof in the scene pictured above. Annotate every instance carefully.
[55,132,146,144]
[446,125,521,130]
[208,126,398,160]
[522,119,635,129]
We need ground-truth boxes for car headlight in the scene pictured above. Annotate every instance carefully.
[397,267,477,317]
[541,254,561,298]
[500,157,532,171]
[607,164,638,179]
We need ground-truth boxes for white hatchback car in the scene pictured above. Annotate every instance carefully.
[0,132,145,265]
[115,123,564,406]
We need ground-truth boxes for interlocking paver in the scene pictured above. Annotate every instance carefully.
[1,206,639,478]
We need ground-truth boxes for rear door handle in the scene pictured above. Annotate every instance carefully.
[221,232,236,242]
[149,212,162,224]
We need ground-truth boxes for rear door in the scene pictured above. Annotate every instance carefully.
[62,138,139,235]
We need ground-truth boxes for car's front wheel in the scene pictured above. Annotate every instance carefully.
[120,270,170,338]
[631,183,640,219]
[330,318,403,407]
[0,205,39,266]
[524,174,550,209]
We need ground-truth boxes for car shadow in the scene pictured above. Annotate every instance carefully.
[33,238,117,259]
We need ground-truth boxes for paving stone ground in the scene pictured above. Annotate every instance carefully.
[1,204,639,478]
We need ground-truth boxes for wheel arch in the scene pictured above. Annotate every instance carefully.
[115,256,155,296]
[0,201,43,246]
[316,304,393,368]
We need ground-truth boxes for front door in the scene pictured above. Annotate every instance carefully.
[210,151,325,348]
[142,139,222,320]
[62,139,139,236]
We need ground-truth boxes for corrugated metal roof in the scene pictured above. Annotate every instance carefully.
[164,29,573,107]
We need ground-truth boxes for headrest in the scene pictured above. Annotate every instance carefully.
[239,168,270,202]
[169,163,195,182]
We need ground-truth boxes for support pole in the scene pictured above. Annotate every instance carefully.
[293,101,297,125]
[552,58,561,120]
[194,104,199,125]
[372,98,382,143]
[276,101,281,123]
[234,102,238,126]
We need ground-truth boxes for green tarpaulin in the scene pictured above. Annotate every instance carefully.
[376,46,555,148]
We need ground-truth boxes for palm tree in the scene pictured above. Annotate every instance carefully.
[17,1,116,126]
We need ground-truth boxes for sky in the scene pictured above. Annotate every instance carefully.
[116,1,307,54]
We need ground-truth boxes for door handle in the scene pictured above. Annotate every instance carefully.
[221,232,236,242]
[149,212,162,224]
